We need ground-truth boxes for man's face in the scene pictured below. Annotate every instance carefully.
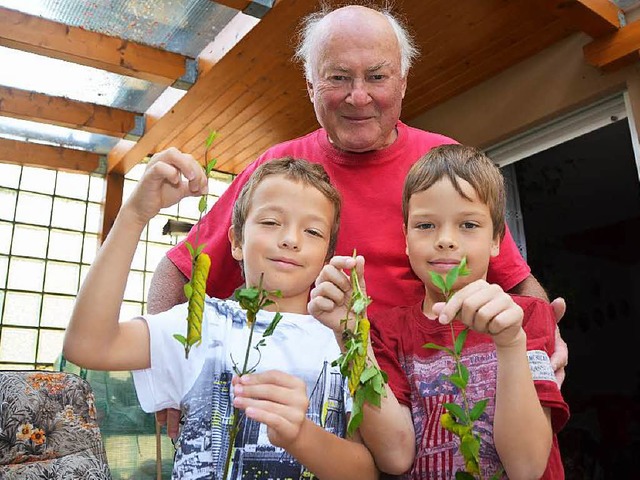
[307,11,407,153]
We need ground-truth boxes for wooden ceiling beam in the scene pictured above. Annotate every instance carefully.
[584,18,640,71]
[0,138,101,173]
[540,0,620,38]
[0,7,187,85]
[211,0,252,10]
[0,86,136,137]
[109,0,317,175]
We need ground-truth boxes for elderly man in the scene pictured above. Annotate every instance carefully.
[147,4,568,471]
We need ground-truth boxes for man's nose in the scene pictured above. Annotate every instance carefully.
[346,79,371,106]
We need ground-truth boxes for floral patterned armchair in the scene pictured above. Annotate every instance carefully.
[0,370,111,479]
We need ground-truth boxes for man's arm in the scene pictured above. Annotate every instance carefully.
[509,273,548,300]
[147,256,188,314]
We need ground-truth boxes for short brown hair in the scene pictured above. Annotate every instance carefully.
[232,157,342,260]
[402,144,506,240]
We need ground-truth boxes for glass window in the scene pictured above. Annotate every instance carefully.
[0,327,37,363]
[146,243,171,272]
[2,291,41,327]
[56,171,90,199]
[0,255,7,288]
[120,301,143,321]
[123,270,145,302]
[44,262,79,295]
[49,230,83,262]
[51,197,86,230]
[37,329,66,364]
[88,176,105,203]
[82,234,99,265]
[11,224,49,258]
[41,295,75,329]
[0,188,17,221]
[85,203,102,233]
[21,167,56,195]
[0,221,12,254]
[0,162,21,188]
[15,192,52,226]
[7,257,45,291]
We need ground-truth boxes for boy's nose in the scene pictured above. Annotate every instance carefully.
[435,236,457,250]
[279,230,300,250]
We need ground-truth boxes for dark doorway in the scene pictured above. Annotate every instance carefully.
[515,119,640,479]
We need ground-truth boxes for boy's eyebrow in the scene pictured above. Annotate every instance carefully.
[254,205,332,225]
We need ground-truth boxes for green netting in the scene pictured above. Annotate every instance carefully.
[56,356,175,479]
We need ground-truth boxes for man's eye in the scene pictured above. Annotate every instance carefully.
[331,75,348,81]
[369,74,385,81]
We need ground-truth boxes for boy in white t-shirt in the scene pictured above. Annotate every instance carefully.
[64,154,378,479]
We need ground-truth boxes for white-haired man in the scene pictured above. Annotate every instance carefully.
[147,5,569,474]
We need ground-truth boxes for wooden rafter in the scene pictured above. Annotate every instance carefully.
[212,0,252,10]
[0,138,100,173]
[0,7,187,85]
[584,18,640,71]
[540,0,620,38]
[0,86,136,137]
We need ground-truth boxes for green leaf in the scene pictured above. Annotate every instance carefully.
[364,382,382,408]
[235,287,260,301]
[347,409,363,437]
[268,289,283,298]
[263,312,282,337]
[445,264,460,291]
[360,366,378,383]
[255,339,266,348]
[469,398,488,421]
[429,271,447,292]
[183,282,193,300]
[454,328,469,356]
[423,342,455,356]
[448,373,467,390]
[489,467,505,480]
[443,403,467,423]
[352,297,367,315]
[455,471,476,480]
[460,433,480,462]
[173,334,187,345]
[459,362,469,385]
[458,256,471,277]
[198,195,207,213]
[206,159,217,175]
[185,241,195,258]
[195,243,206,256]
[205,131,218,150]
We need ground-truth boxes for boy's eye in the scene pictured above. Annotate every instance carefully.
[305,228,324,238]
[415,222,434,230]
[461,222,479,229]
[259,220,279,226]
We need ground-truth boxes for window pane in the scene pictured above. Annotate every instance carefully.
[2,291,41,327]
[85,202,102,233]
[0,327,37,363]
[21,167,56,195]
[0,188,17,220]
[80,265,90,288]
[123,178,138,202]
[41,295,75,329]
[147,215,170,243]
[15,192,52,226]
[0,221,12,254]
[37,329,65,364]
[11,224,49,258]
[0,162,21,188]
[51,198,86,230]
[88,176,105,203]
[124,270,144,301]
[49,230,82,262]
[0,290,4,317]
[178,195,201,220]
[44,262,79,295]
[146,243,170,273]
[7,257,45,291]
[132,244,146,271]
[56,171,89,199]
[82,234,99,264]
[0,255,7,288]
[120,301,143,321]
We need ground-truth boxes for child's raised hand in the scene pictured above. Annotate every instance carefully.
[434,279,525,348]
[125,147,208,225]
[308,255,366,335]
[232,370,309,450]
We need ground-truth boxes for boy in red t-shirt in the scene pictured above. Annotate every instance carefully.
[309,144,569,478]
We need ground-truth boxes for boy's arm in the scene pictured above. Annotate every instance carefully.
[436,281,552,479]
[233,370,379,480]
[63,149,208,371]
[308,255,415,475]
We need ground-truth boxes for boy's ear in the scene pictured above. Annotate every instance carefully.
[403,224,409,256]
[490,235,500,257]
[228,226,243,261]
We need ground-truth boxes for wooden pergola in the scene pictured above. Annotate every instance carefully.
[0,0,637,240]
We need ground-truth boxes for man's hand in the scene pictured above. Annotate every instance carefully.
[156,408,181,441]
[232,370,309,449]
[308,255,366,336]
[550,297,568,387]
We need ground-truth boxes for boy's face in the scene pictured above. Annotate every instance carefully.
[404,177,500,301]
[228,174,334,314]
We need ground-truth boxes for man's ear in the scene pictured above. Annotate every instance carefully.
[306,80,315,103]
[400,76,408,99]
[228,226,243,261]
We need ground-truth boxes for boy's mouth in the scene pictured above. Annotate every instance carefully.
[429,259,460,273]
[269,256,302,268]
